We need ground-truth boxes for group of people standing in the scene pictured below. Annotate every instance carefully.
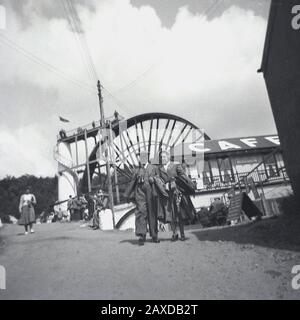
[67,195,89,221]
[125,150,196,246]
[67,191,108,229]
[17,149,196,241]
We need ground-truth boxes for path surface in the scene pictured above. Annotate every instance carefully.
[0,221,300,299]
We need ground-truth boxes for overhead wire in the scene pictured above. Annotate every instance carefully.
[0,0,133,127]
[111,0,224,95]
[101,84,132,117]
[61,0,132,117]
[0,2,223,119]
[60,0,96,84]
[0,33,96,94]
[66,0,99,82]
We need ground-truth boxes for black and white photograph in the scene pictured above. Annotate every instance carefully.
[0,0,300,304]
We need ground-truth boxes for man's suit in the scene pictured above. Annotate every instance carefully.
[159,161,196,236]
[124,163,160,238]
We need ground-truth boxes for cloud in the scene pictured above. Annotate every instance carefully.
[131,0,271,28]
[0,125,57,177]
[0,0,275,178]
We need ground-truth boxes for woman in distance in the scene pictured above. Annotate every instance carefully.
[19,187,37,235]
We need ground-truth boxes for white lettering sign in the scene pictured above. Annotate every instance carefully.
[189,142,210,153]
[240,138,258,148]
[218,141,241,151]
[265,136,280,145]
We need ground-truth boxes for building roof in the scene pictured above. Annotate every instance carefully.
[173,134,280,159]
[258,0,284,75]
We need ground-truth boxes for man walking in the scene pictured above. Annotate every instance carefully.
[159,150,196,241]
[124,151,160,245]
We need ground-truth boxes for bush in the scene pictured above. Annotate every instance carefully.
[0,175,58,219]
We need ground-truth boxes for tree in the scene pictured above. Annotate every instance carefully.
[0,175,58,220]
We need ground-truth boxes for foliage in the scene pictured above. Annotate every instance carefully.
[80,171,132,204]
[0,175,58,219]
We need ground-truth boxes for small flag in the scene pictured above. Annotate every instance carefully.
[59,116,70,123]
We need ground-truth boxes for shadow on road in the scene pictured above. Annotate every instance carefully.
[191,214,300,252]
[119,238,182,246]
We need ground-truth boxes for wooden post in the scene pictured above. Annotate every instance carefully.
[109,120,120,204]
[97,80,116,228]
[75,135,79,166]
[98,124,103,188]
[84,129,91,193]
[257,171,266,216]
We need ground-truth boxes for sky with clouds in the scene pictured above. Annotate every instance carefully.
[0,0,275,178]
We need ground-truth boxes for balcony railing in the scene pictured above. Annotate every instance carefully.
[215,148,290,199]
[196,165,289,193]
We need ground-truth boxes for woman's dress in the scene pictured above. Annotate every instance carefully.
[18,194,36,225]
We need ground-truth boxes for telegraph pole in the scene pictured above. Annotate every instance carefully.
[98,80,105,127]
[109,120,120,204]
[97,80,116,228]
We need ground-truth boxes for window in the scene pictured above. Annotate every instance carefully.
[202,160,213,186]
[264,154,279,178]
[217,157,234,183]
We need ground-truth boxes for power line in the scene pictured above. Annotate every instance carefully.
[112,60,160,95]
[66,0,99,82]
[0,33,96,94]
[101,84,132,117]
[206,0,224,19]
[111,0,224,95]
[0,3,132,121]
[60,0,97,84]
[60,0,132,117]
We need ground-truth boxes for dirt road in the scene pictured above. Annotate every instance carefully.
[0,219,300,299]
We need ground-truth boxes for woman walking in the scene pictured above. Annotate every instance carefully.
[19,187,37,235]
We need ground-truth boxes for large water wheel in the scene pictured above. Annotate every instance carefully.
[81,112,209,195]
